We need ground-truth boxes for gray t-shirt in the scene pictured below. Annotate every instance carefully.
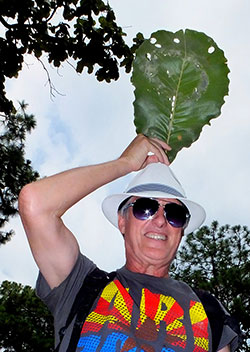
[36,253,238,352]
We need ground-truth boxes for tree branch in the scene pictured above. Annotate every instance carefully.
[0,15,14,29]
[66,59,78,72]
[37,58,65,99]
[46,7,58,23]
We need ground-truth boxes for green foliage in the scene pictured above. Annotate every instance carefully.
[0,280,53,351]
[0,0,144,115]
[172,221,250,351]
[132,29,230,162]
[0,101,39,244]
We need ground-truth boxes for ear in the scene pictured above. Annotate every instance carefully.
[118,213,126,235]
[177,230,184,248]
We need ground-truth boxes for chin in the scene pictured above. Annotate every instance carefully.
[143,249,171,264]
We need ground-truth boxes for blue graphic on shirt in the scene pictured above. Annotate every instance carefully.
[77,332,175,352]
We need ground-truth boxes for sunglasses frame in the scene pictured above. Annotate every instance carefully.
[122,197,190,229]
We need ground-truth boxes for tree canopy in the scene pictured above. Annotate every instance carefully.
[171,221,250,351]
[0,0,144,115]
[0,101,39,244]
[0,280,54,351]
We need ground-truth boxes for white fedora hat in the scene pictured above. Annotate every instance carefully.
[102,162,206,235]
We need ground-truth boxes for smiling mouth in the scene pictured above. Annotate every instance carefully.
[145,233,166,241]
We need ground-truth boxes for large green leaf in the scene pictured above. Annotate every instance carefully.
[131,29,230,162]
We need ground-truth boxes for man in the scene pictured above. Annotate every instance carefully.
[19,135,238,352]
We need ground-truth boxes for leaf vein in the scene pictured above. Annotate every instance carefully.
[167,34,187,144]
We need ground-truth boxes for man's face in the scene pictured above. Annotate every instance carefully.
[118,197,184,277]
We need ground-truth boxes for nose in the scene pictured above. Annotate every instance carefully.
[151,205,166,227]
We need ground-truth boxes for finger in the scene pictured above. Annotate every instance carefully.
[149,137,172,151]
[147,145,170,165]
[141,155,159,168]
[148,140,170,165]
[147,155,161,165]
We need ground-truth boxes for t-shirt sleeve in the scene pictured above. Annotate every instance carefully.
[217,323,238,351]
[216,303,239,352]
[36,252,96,348]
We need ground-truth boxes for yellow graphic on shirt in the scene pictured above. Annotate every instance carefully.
[190,300,209,351]
[84,279,132,331]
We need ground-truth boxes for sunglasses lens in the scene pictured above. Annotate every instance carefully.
[130,198,189,228]
[164,203,188,228]
[132,198,159,220]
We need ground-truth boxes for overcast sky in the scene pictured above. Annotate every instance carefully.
[1,0,250,287]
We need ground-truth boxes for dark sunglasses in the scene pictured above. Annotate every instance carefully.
[122,197,190,228]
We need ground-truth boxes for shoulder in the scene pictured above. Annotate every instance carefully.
[36,253,96,313]
[190,288,241,352]
[167,277,197,297]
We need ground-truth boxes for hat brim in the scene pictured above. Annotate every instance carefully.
[102,191,206,235]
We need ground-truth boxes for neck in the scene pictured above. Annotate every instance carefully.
[125,261,170,278]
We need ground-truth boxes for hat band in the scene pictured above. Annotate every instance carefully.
[126,183,184,198]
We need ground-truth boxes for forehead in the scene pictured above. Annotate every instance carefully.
[130,196,181,205]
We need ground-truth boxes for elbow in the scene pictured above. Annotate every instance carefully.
[18,183,40,220]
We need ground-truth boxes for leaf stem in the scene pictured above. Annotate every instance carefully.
[167,33,187,144]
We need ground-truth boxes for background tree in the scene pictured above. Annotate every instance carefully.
[0,101,39,244]
[0,0,144,116]
[171,221,250,351]
[0,280,53,351]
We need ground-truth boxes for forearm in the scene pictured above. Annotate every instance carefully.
[19,158,132,219]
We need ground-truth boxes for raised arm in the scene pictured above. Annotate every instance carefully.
[18,135,170,289]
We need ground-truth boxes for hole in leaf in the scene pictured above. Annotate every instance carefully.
[171,95,176,108]
[146,53,152,61]
[155,43,161,48]
[150,37,157,44]
[173,38,180,44]
[208,46,215,54]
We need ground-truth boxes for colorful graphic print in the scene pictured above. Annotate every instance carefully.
[77,279,209,352]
